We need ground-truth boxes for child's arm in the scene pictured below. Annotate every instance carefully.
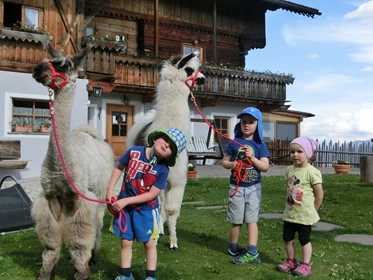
[312,183,324,211]
[243,146,269,172]
[106,162,126,201]
[222,154,237,170]
[113,186,161,210]
[249,156,269,172]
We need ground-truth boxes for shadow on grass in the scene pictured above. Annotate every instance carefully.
[1,226,119,280]
[158,221,279,267]
[358,182,373,188]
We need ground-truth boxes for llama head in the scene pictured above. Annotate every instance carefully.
[160,51,206,91]
[32,42,91,90]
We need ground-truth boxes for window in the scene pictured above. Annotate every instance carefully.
[112,112,128,136]
[214,116,230,142]
[3,2,43,30]
[277,123,297,141]
[85,26,95,36]
[11,99,51,133]
[183,44,203,62]
[263,121,275,142]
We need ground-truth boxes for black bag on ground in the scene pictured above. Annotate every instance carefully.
[0,175,34,232]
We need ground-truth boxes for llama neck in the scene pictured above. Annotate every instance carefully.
[153,82,190,134]
[47,82,76,160]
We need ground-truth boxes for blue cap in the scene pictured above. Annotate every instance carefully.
[234,107,264,143]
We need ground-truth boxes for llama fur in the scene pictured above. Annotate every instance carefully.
[31,42,114,280]
[126,52,205,249]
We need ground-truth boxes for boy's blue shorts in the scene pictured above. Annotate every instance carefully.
[110,208,160,242]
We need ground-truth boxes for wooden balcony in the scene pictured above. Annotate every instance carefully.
[0,29,52,73]
[85,52,292,108]
[195,67,293,108]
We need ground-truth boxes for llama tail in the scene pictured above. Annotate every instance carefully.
[127,109,156,147]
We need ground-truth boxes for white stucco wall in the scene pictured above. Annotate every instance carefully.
[0,71,88,179]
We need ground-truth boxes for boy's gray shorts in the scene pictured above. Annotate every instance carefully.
[226,183,262,224]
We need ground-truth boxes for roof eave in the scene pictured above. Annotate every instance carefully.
[260,0,321,18]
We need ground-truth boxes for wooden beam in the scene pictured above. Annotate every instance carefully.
[54,0,78,53]
[59,14,81,53]
[0,61,36,73]
[87,80,116,93]
[201,98,219,108]
[113,85,156,95]
[142,94,155,103]
[79,0,109,33]
[213,0,217,62]
[154,0,159,56]
[191,118,214,123]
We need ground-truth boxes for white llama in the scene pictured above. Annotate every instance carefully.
[126,52,206,250]
[31,42,114,280]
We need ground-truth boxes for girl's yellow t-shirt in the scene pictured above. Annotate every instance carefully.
[283,164,322,225]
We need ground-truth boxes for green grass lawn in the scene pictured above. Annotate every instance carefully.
[1,174,372,279]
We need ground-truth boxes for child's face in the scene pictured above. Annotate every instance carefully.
[240,115,258,139]
[153,136,174,159]
[290,143,308,167]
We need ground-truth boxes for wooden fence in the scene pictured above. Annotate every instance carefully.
[266,139,373,168]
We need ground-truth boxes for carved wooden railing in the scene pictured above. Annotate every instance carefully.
[108,55,292,102]
[196,67,293,102]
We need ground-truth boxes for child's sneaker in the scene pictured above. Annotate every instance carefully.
[232,250,261,264]
[292,262,312,277]
[276,259,298,272]
[228,245,246,256]
[115,274,134,280]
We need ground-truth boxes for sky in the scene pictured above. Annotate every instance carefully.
[245,0,373,142]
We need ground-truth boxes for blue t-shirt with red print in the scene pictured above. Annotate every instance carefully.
[118,146,169,211]
[225,138,270,187]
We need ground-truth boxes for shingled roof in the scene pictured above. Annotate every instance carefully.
[260,0,321,17]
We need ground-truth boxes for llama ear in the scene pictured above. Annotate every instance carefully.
[44,41,63,58]
[72,44,92,68]
[177,52,195,69]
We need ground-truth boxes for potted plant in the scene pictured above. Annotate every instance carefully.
[39,121,51,133]
[10,121,31,132]
[187,163,197,179]
[332,160,350,174]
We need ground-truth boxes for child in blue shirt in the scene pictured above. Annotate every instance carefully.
[222,107,270,264]
[106,128,186,280]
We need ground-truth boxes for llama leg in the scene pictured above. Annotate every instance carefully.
[158,190,166,236]
[31,194,64,280]
[165,172,187,250]
[90,204,106,265]
[64,196,98,280]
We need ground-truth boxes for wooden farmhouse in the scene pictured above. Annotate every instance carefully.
[0,0,321,178]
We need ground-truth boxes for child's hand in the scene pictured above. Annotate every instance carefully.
[112,198,128,212]
[231,161,238,170]
[106,190,116,202]
[244,147,254,159]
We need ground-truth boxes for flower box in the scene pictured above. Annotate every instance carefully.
[13,124,31,132]
[39,125,51,133]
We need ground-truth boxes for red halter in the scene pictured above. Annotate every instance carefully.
[45,61,69,90]
[184,70,200,91]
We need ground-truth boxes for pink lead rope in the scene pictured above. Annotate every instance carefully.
[189,92,253,198]
[48,93,127,233]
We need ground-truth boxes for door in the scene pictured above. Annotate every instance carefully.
[106,104,134,160]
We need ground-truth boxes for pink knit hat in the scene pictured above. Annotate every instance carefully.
[290,137,317,158]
